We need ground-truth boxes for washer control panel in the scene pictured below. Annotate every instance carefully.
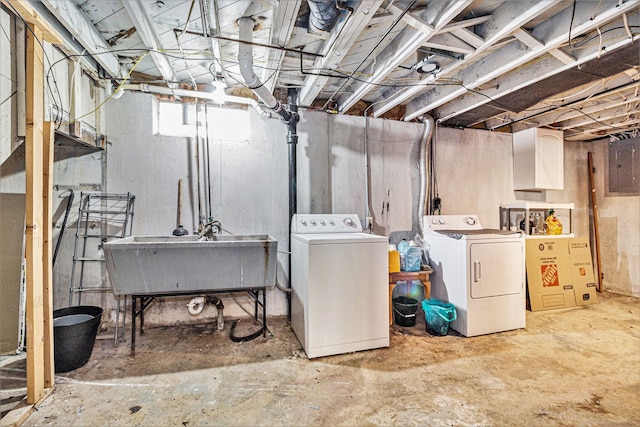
[423,215,483,232]
[292,214,362,234]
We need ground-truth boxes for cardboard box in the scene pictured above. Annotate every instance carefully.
[568,238,599,306]
[525,237,599,311]
[526,239,576,311]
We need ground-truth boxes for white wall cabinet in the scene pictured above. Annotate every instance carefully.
[513,128,564,191]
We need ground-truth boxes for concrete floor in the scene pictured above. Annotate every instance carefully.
[8,291,640,426]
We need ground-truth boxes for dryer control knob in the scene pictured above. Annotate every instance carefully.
[439,219,446,224]
[466,217,476,225]
[431,219,438,224]
[320,220,326,225]
[310,220,316,226]
[344,218,354,226]
[300,220,307,226]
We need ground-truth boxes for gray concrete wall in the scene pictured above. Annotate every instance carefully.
[100,92,638,327]
[104,92,291,323]
[587,142,639,296]
[5,87,636,330]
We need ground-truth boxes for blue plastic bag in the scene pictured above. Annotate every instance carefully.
[397,240,421,272]
[422,298,457,336]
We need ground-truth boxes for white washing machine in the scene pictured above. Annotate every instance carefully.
[423,215,526,337]
[291,214,389,358]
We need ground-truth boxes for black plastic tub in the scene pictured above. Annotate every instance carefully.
[53,306,102,373]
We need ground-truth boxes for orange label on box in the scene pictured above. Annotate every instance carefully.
[541,264,559,287]
[579,267,586,276]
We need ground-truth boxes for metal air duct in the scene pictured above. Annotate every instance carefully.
[418,115,435,235]
[307,0,341,34]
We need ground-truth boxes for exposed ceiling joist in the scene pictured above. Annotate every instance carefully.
[440,15,492,32]
[263,0,302,93]
[421,32,475,54]
[501,81,640,133]
[564,116,640,141]
[450,28,485,49]
[338,0,473,114]
[559,100,640,130]
[512,28,574,65]
[398,6,434,33]
[373,0,557,118]
[433,14,640,124]
[122,0,178,84]
[36,0,121,77]
[23,0,640,141]
[297,0,385,107]
[405,0,640,122]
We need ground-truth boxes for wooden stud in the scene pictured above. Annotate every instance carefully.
[588,152,604,292]
[2,0,62,43]
[25,22,46,405]
[43,121,55,388]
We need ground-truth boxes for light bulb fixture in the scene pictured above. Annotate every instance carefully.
[208,78,228,104]
[414,59,439,74]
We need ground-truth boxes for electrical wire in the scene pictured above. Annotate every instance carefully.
[0,91,17,106]
[321,0,417,111]
[4,1,65,126]
[58,52,147,126]
[568,0,577,48]
[12,0,634,127]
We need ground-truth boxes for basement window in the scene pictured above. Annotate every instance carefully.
[155,100,250,140]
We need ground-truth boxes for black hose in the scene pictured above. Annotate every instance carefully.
[229,321,265,343]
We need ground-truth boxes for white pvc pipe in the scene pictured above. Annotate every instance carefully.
[187,296,206,315]
[237,17,280,111]
[121,83,271,117]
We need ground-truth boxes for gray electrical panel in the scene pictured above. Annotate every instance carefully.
[609,138,639,194]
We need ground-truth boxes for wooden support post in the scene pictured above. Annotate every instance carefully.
[588,152,604,292]
[43,121,55,388]
[25,21,46,405]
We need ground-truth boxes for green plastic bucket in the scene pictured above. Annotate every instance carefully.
[422,298,457,336]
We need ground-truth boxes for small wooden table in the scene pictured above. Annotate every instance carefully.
[389,270,432,325]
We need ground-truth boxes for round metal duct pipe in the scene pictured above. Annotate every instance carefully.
[307,0,341,34]
[418,115,435,236]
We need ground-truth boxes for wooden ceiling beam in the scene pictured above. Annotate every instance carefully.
[373,0,556,118]
[433,14,640,123]
[298,0,385,107]
[338,0,472,114]
[406,0,640,121]
[36,0,122,77]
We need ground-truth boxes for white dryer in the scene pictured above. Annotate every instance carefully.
[423,215,526,337]
[291,214,389,358]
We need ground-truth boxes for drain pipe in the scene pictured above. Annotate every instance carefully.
[286,88,299,320]
[238,16,299,320]
[418,115,435,236]
[238,17,294,125]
